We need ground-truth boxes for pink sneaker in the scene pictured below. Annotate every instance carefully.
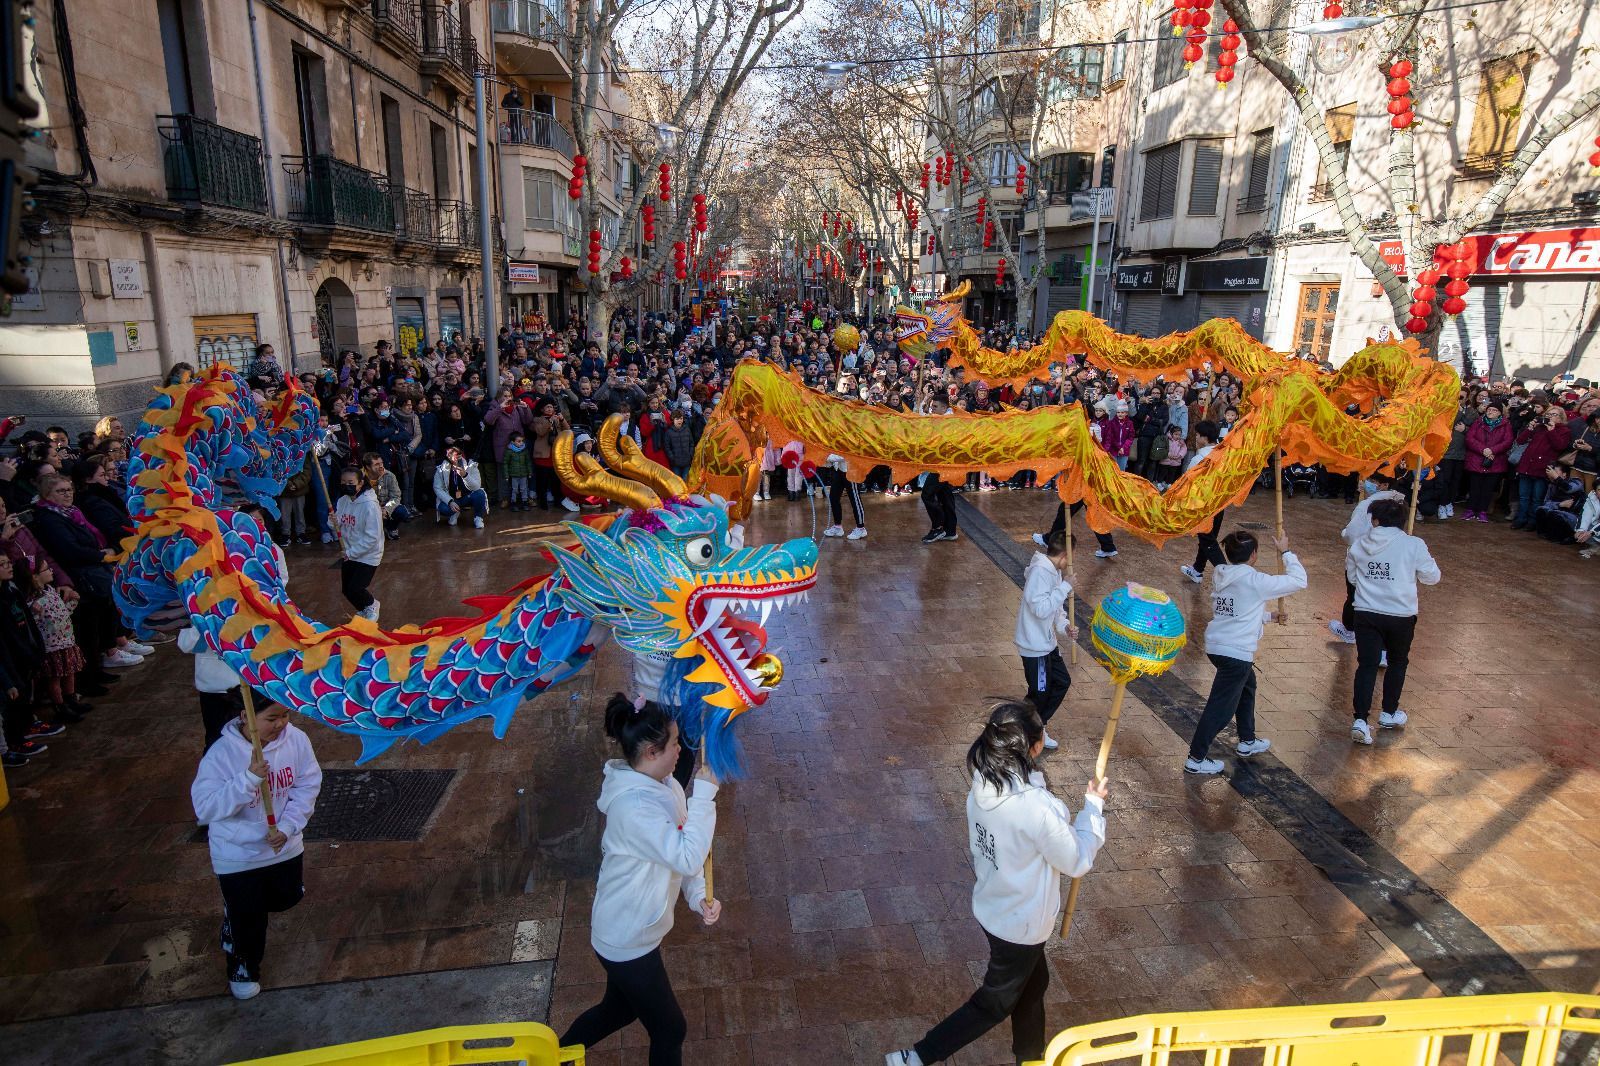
[1459,510,1477,521]
[1475,513,1489,522]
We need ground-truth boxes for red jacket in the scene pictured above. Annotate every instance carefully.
[1097,415,1136,458]
[1513,421,1572,477]
[1465,418,1514,474]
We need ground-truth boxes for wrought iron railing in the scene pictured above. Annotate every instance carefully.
[395,187,437,243]
[1238,191,1268,213]
[435,199,479,248]
[282,155,396,233]
[419,0,479,71]
[498,109,575,157]
[492,0,566,42]
[1307,180,1334,202]
[158,114,269,214]
[372,0,421,47]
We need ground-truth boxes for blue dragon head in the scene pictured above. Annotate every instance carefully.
[546,418,818,720]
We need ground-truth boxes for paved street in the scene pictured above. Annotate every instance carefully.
[0,487,1596,1065]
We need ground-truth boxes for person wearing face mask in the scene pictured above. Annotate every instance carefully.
[1462,402,1513,521]
[334,468,384,620]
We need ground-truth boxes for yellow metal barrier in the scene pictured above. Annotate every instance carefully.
[227,1023,585,1066]
[1027,992,1600,1066]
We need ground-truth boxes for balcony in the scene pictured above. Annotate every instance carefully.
[493,0,569,77]
[498,109,574,159]
[435,199,479,250]
[419,1,479,95]
[372,0,421,56]
[158,114,269,215]
[282,155,397,247]
[394,187,438,247]
[1237,192,1268,214]
[1307,180,1334,203]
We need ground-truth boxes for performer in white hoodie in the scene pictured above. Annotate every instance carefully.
[1346,498,1441,745]
[888,701,1107,1066]
[333,466,384,621]
[560,694,720,1066]
[1328,470,1407,644]
[1014,531,1078,752]
[1185,531,1307,775]
[190,691,322,1000]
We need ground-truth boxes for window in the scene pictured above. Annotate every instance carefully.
[291,49,329,158]
[1310,102,1355,201]
[1101,144,1116,187]
[1261,0,1294,56]
[1239,129,1273,213]
[1139,142,1181,220]
[1292,284,1340,360]
[1047,45,1104,103]
[1039,153,1093,198]
[1465,51,1537,173]
[523,166,557,228]
[987,143,1024,186]
[1107,30,1128,85]
[1154,11,1208,89]
[380,94,404,187]
[1187,138,1224,215]
[429,122,450,200]
[601,208,622,249]
[158,0,212,117]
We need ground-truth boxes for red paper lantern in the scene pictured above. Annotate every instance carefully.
[926,233,935,255]
[1443,279,1469,297]
[1323,2,1343,16]
[1444,259,1473,279]
[920,162,931,189]
[1405,317,1430,334]
[1412,286,1437,303]
[1183,43,1203,64]
[1015,163,1027,195]
[1391,113,1414,130]
[1216,67,1236,85]
[1416,267,1442,285]
[1172,0,1191,33]
[1408,301,1433,319]
[975,196,987,227]
[995,258,1007,284]
[1589,150,1600,170]
[1390,59,1413,78]
[1441,297,1467,315]
[1189,8,1210,28]
[1387,77,1412,97]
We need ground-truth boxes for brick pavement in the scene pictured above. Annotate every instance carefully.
[0,486,1596,1065]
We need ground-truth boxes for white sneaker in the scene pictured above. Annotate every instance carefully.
[1352,719,1374,745]
[1032,533,1048,548]
[1328,620,1356,644]
[358,600,381,622]
[1379,651,1388,668]
[229,980,261,1001]
[448,513,459,526]
[1184,756,1224,775]
[1378,709,1409,729]
[122,640,155,656]
[1441,504,1454,518]
[1180,565,1203,584]
[823,525,844,537]
[1236,738,1272,757]
[561,498,580,512]
[847,527,868,540]
[1095,549,1118,559]
[102,650,142,668]
[473,516,485,529]
[1041,731,1059,751]
[885,1051,923,1066]
[320,531,334,544]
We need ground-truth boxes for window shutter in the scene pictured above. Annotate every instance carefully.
[1187,139,1224,215]
[1247,129,1273,200]
[1141,143,1180,220]
[1326,103,1357,146]
[1468,51,1536,162]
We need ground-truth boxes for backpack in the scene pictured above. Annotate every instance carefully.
[1149,435,1171,463]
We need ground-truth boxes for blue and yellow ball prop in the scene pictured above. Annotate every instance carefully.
[1088,583,1187,684]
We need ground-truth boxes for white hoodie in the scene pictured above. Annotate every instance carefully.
[1345,526,1441,617]
[334,487,384,566]
[968,770,1105,945]
[191,718,322,875]
[590,760,717,962]
[1014,552,1071,657]
[1341,489,1407,544]
[1204,552,1308,662]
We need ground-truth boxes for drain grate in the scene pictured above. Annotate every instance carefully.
[303,769,457,842]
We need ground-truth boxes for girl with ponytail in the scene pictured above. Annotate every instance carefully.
[560,693,720,1065]
[887,701,1109,1066]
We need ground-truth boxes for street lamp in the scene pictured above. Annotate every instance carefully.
[1291,15,1384,33]
[1293,13,1382,74]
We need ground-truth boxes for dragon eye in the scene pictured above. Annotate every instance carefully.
[683,536,716,568]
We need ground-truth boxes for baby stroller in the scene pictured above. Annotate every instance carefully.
[1280,462,1320,497]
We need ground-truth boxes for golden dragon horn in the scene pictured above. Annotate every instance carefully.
[597,414,690,500]
[552,430,662,513]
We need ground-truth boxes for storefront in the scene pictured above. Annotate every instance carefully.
[1113,256,1270,338]
[506,261,564,331]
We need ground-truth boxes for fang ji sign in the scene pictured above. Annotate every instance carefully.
[1379,229,1600,277]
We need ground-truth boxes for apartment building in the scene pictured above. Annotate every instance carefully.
[1,0,494,425]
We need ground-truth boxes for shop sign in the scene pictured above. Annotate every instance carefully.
[1112,263,1161,291]
[1186,256,1268,291]
[508,262,541,284]
[1379,230,1600,277]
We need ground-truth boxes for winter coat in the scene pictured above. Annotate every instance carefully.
[1513,422,1573,477]
[483,402,536,461]
[191,718,322,875]
[433,459,485,502]
[1014,552,1070,657]
[78,483,134,546]
[1098,416,1135,458]
[1345,526,1441,617]
[32,506,113,598]
[660,423,696,469]
[1204,553,1307,662]
[1465,418,1514,474]
[1443,407,1479,462]
[502,444,533,479]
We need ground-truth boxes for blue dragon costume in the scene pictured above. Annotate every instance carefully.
[112,367,817,775]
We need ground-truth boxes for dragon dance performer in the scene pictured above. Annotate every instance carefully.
[1015,531,1076,752]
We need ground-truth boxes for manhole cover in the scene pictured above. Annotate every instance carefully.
[187,768,457,844]
[1239,521,1271,530]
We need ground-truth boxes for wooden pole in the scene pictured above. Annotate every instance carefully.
[1406,451,1424,535]
[1064,506,1077,666]
[1060,682,1126,938]
[239,686,277,829]
[701,708,715,908]
[1273,452,1288,623]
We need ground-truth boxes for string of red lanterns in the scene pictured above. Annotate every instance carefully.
[1216,19,1239,87]
[586,228,602,276]
[568,155,586,200]
[1387,58,1415,130]
[1590,134,1600,174]
[657,161,671,202]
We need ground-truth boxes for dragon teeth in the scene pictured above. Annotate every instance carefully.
[690,601,726,642]
[760,601,773,627]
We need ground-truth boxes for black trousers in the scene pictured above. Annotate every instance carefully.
[1046,501,1116,553]
[218,853,305,983]
[1340,578,1356,631]
[1,686,34,749]
[921,476,957,535]
[827,468,865,527]
[1352,610,1416,719]
[74,592,119,660]
[1467,471,1502,514]
[340,560,377,611]
[1021,650,1071,725]
[560,948,687,1066]
[533,463,559,507]
[200,688,242,751]
[915,930,1049,1063]
[1192,511,1226,573]
[1189,654,1257,760]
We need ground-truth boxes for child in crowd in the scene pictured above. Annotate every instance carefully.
[191,690,322,1000]
[1153,424,1188,490]
[560,695,720,1065]
[1185,531,1306,774]
[0,553,58,766]
[889,702,1107,1066]
[24,557,91,725]
[503,431,533,511]
[335,467,384,621]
